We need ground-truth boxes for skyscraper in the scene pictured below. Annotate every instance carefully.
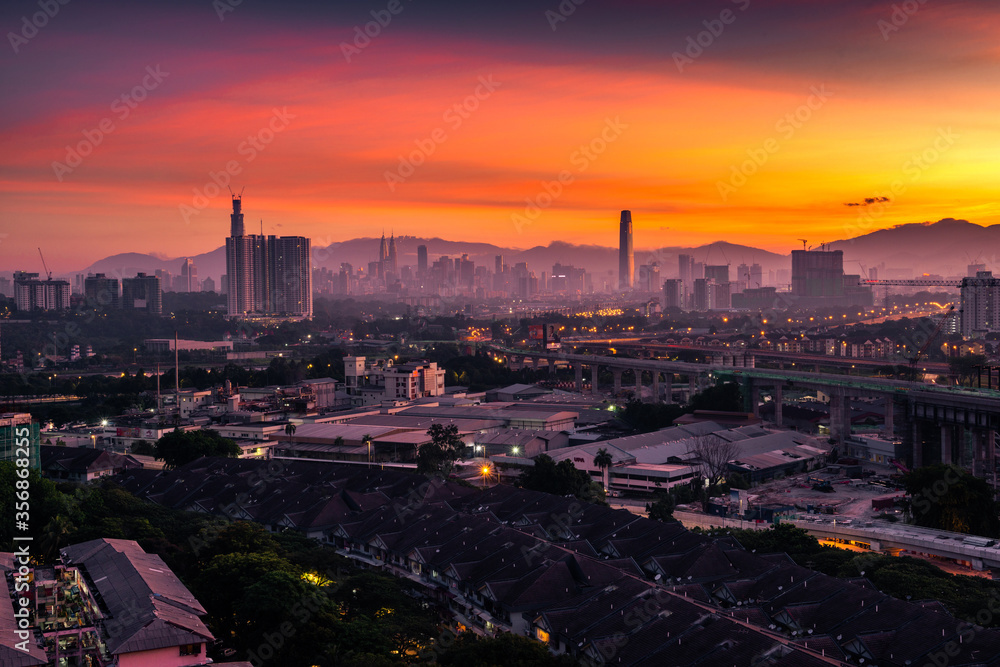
[619,210,633,290]
[180,258,198,293]
[417,245,428,278]
[387,234,398,277]
[225,195,312,319]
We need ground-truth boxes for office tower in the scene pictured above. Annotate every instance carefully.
[225,195,313,319]
[960,271,1000,338]
[226,195,255,316]
[387,234,398,277]
[84,274,120,308]
[122,273,162,315]
[619,210,633,289]
[662,279,683,309]
[417,245,428,277]
[13,271,70,311]
[220,274,228,295]
[180,258,199,292]
[202,276,216,293]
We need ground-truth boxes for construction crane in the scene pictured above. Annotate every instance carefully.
[37,247,52,280]
[909,304,956,369]
[798,239,808,251]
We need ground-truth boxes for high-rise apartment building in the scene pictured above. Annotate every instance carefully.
[619,210,633,290]
[122,273,162,315]
[14,272,70,311]
[84,274,120,309]
[960,271,1000,338]
[225,195,313,319]
[662,279,683,309]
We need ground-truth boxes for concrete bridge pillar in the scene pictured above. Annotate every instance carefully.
[884,396,894,439]
[829,391,850,442]
[689,375,697,398]
[591,365,600,395]
[548,358,555,374]
[612,369,622,394]
[574,364,584,393]
[635,370,644,401]
[652,372,661,403]
[532,357,540,370]
[774,385,783,427]
[941,425,953,465]
[664,374,673,406]
[912,421,924,469]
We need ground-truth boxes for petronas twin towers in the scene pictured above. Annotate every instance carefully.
[377,231,398,281]
[225,194,313,319]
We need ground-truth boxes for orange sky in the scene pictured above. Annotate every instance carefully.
[2,0,1000,272]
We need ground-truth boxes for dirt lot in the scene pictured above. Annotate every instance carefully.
[746,463,905,523]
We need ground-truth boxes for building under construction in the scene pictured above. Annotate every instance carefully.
[790,249,873,308]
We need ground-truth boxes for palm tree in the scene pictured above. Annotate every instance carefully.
[284,422,297,447]
[593,448,613,493]
[40,515,74,564]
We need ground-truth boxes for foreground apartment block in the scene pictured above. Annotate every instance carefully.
[1,538,214,666]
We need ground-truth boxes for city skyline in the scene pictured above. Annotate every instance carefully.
[4,1,1000,271]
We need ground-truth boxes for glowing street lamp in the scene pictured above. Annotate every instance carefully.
[480,464,491,488]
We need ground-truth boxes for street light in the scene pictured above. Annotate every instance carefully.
[480,464,491,488]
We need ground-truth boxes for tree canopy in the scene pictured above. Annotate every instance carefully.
[517,454,604,503]
[901,464,1000,537]
[154,428,242,469]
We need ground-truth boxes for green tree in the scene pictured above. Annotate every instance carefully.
[418,424,462,475]
[517,455,604,503]
[646,493,675,522]
[902,464,1000,537]
[154,428,242,469]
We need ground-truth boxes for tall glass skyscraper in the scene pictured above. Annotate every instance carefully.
[619,210,634,290]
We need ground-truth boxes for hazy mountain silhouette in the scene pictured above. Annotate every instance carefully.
[55,218,993,284]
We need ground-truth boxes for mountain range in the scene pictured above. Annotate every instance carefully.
[9,218,997,284]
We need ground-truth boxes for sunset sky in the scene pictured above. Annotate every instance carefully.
[3,0,1000,272]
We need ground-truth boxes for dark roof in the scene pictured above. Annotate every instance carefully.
[60,538,212,656]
